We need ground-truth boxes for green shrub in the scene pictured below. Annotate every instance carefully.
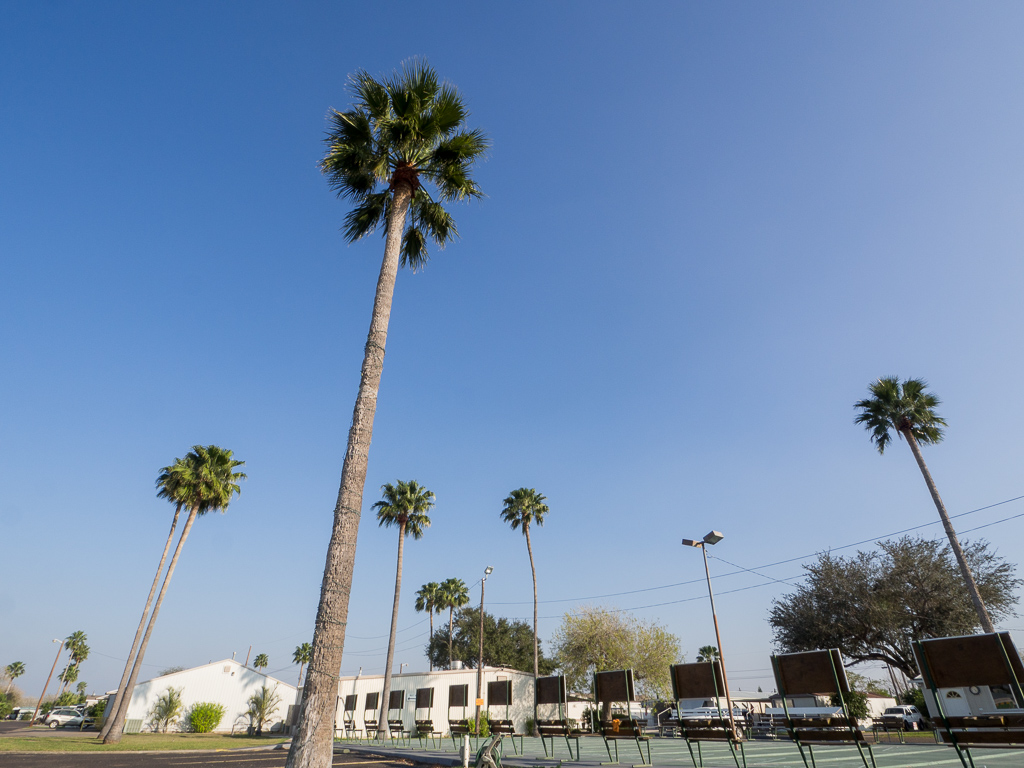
[0,697,12,719]
[467,711,490,737]
[525,716,535,735]
[830,690,868,721]
[186,702,227,733]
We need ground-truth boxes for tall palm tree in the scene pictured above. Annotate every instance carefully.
[5,662,25,695]
[697,645,720,663]
[253,654,269,671]
[500,487,549,736]
[288,60,486,768]
[59,632,88,695]
[99,458,189,740]
[293,644,312,688]
[373,480,433,740]
[415,582,442,671]
[855,376,994,632]
[104,445,245,743]
[439,578,469,669]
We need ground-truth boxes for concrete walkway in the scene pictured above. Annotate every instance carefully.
[334,734,1020,768]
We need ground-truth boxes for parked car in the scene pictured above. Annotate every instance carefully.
[881,705,924,729]
[44,707,84,729]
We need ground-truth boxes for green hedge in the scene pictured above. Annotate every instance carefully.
[186,702,227,733]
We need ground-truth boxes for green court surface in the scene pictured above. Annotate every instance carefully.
[336,734,1022,768]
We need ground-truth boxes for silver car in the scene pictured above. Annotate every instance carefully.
[44,707,84,729]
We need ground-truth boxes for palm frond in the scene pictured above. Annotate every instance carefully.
[350,70,390,121]
[400,226,428,270]
[342,192,389,242]
[410,193,458,247]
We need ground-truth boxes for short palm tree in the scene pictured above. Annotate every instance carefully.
[697,645,720,663]
[147,687,184,733]
[293,644,312,688]
[246,684,282,736]
[104,445,245,744]
[439,578,470,669]
[374,480,433,740]
[500,487,549,735]
[415,582,442,671]
[855,376,994,632]
[100,458,190,740]
[253,654,269,671]
[5,662,25,695]
[288,61,486,768]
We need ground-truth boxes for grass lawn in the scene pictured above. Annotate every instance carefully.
[0,732,290,753]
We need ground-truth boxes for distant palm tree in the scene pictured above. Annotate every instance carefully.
[415,582,442,671]
[100,456,190,741]
[293,644,312,688]
[288,61,487,768]
[59,632,89,695]
[439,578,470,669]
[855,377,994,632]
[374,480,434,739]
[697,645,720,663]
[253,654,269,671]
[5,661,25,694]
[104,445,245,744]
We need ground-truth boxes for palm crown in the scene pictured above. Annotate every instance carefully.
[320,59,488,269]
[252,654,269,670]
[292,643,311,666]
[854,377,947,454]
[158,445,247,515]
[440,578,470,610]
[500,488,549,532]
[374,480,434,538]
[415,582,442,615]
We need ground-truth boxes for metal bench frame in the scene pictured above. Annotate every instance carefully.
[670,661,746,768]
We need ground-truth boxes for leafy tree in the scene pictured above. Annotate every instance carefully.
[104,445,245,744]
[830,690,869,721]
[768,536,1020,678]
[158,666,186,676]
[846,671,892,697]
[293,644,312,688]
[500,487,548,735]
[253,654,269,671]
[0,697,12,720]
[427,607,557,675]
[696,646,720,663]
[290,60,487,768]
[550,606,681,701]
[415,582,442,671]
[855,377,994,631]
[100,459,189,741]
[5,662,25,695]
[439,577,470,669]
[246,684,282,736]
[373,480,433,739]
[148,687,184,733]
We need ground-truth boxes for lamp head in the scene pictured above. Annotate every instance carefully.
[681,539,702,548]
[484,566,494,576]
[703,531,725,545]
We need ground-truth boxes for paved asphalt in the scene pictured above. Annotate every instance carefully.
[0,750,414,768]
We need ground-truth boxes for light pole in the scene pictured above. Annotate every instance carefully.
[32,639,64,725]
[682,531,738,740]
[475,566,493,729]
[399,663,408,675]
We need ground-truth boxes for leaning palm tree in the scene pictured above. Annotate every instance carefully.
[415,582,442,671]
[373,480,433,740]
[500,487,549,736]
[59,632,88,696]
[439,578,470,669]
[253,654,270,672]
[697,645,720,663]
[5,662,25,695]
[99,458,190,740]
[855,376,994,632]
[287,60,486,768]
[293,644,312,688]
[104,445,245,744]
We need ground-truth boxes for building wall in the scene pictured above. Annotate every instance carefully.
[335,668,534,734]
[122,659,298,733]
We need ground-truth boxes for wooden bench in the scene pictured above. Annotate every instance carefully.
[537,719,580,760]
[449,718,474,748]
[386,718,409,745]
[488,719,523,754]
[658,716,681,738]
[599,718,652,764]
[414,719,441,747]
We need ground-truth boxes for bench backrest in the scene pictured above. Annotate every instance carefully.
[770,649,863,745]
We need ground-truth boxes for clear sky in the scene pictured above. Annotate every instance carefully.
[4,1,1024,700]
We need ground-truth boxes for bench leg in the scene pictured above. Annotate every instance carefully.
[683,739,699,768]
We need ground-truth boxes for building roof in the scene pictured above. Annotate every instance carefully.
[105,658,296,695]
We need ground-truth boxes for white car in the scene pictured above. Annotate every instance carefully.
[881,705,924,729]
[44,707,84,729]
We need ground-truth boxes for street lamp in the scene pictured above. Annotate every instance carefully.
[475,566,494,728]
[682,531,737,739]
[32,639,64,725]
[399,663,408,675]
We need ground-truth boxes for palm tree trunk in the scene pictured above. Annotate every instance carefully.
[104,506,199,744]
[378,521,407,741]
[297,663,305,688]
[524,523,539,737]
[99,505,181,739]
[287,185,413,768]
[448,608,455,669]
[902,429,995,632]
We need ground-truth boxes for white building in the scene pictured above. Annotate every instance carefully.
[335,667,535,735]
[111,659,298,733]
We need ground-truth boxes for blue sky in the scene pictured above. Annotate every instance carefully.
[3,1,1024,699]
